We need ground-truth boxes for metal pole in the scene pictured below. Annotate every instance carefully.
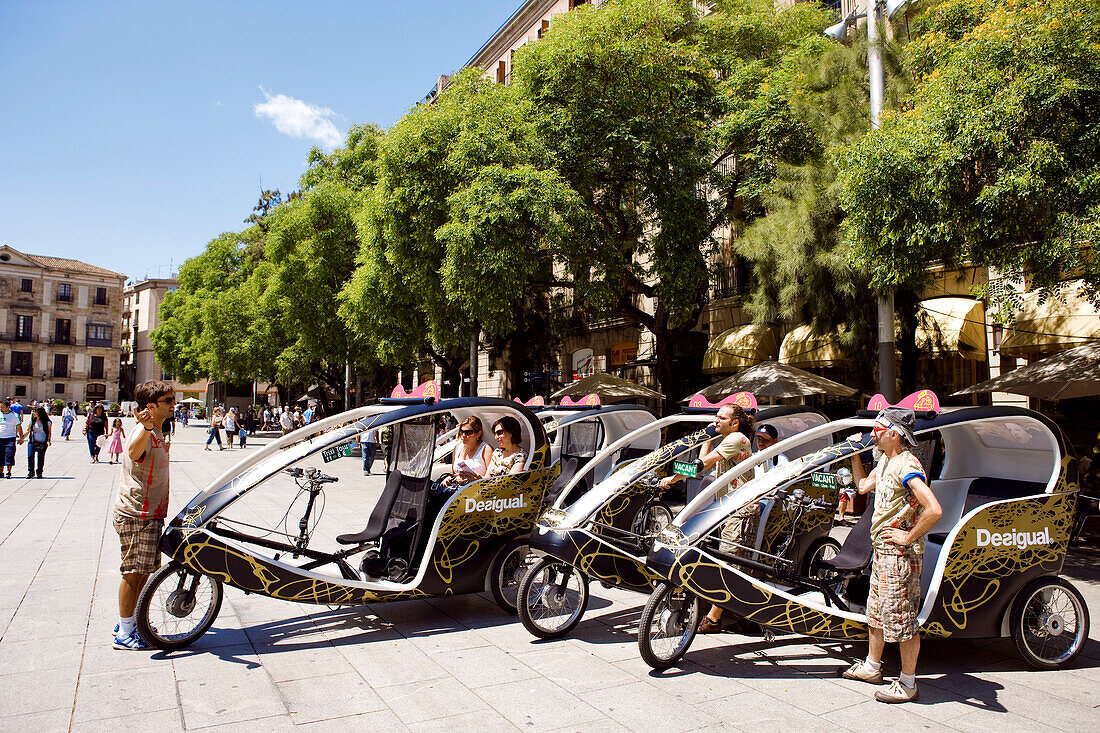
[344,359,351,410]
[869,0,896,401]
[469,328,479,397]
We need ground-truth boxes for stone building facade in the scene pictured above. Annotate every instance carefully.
[0,246,125,404]
[121,277,208,402]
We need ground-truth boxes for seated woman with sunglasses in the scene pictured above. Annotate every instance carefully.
[436,417,494,493]
[487,416,526,476]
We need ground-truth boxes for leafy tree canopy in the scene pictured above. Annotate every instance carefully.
[836,0,1100,307]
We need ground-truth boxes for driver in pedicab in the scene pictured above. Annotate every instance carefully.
[660,403,758,634]
[841,407,942,704]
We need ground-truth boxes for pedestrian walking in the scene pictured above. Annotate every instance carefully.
[112,380,175,650]
[262,407,271,431]
[224,407,238,449]
[205,407,224,450]
[61,402,76,439]
[105,418,126,464]
[360,427,379,475]
[25,405,51,478]
[841,407,942,703]
[279,408,294,435]
[0,400,21,479]
[84,404,108,464]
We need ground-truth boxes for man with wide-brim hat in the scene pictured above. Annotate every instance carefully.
[840,406,943,703]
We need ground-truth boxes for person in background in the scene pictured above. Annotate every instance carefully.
[105,418,126,465]
[224,407,238,449]
[26,405,51,478]
[0,400,22,479]
[360,426,379,475]
[205,407,224,450]
[303,403,315,425]
[279,407,294,435]
[61,402,76,440]
[84,404,108,464]
[752,423,788,479]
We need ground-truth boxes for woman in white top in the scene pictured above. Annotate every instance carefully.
[440,416,494,489]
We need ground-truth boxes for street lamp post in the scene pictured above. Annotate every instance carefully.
[827,0,909,402]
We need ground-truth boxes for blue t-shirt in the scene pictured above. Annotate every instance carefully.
[10,404,23,418]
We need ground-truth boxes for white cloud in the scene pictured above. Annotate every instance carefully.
[254,87,343,148]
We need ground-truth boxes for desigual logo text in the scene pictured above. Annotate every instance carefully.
[975,527,1050,550]
[465,495,527,513]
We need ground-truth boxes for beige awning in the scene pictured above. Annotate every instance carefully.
[703,323,779,374]
[916,297,987,360]
[779,325,848,368]
[999,280,1100,358]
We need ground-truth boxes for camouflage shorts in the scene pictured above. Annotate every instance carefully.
[866,550,921,643]
[719,504,759,558]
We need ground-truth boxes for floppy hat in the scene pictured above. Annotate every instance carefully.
[875,407,918,446]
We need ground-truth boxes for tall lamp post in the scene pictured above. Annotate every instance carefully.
[826,0,910,402]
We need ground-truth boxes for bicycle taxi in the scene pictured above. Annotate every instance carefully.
[137,382,557,649]
[517,392,830,639]
[637,390,1091,670]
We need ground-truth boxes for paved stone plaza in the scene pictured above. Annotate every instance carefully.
[0,419,1098,732]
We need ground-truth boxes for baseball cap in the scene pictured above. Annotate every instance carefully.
[875,407,918,446]
[755,424,778,440]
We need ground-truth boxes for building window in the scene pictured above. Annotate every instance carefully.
[497,60,506,84]
[15,314,33,342]
[86,323,112,347]
[539,19,550,39]
[20,278,33,293]
[54,318,71,345]
[54,383,65,394]
[89,355,105,380]
[86,383,106,400]
[10,352,32,377]
[94,287,108,306]
[14,385,26,397]
[57,283,72,302]
[53,354,68,378]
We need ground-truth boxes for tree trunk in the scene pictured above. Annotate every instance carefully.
[895,289,920,398]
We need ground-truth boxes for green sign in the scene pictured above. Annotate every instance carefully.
[810,471,836,490]
[321,444,353,463]
[672,460,698,478]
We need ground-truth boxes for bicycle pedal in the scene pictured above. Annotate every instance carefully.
[762,628,775,643]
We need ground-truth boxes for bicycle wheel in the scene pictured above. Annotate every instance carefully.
[517,557,589,639]
[489,539,535,614]
[632,500,674,539]
[1011,577,1090,669]
[801,537,842,579]
[136,561,223,651]
[637,582,701,669]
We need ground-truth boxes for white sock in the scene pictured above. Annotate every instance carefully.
[899,672,916,689]
[864,657,882,671]
[119,615,135,638]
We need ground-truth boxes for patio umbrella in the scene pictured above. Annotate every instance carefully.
[688,360,858,401]
[180,397,204,404]
[953,341,1100,401]
[551,372,665,402]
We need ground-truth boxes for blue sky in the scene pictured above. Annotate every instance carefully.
[0,0,524,281]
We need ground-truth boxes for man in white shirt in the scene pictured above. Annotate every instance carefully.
[0,400,25,479]
[753,423,789,479]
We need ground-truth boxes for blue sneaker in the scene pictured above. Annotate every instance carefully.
[112,631,150,651]
[112,623,119,638]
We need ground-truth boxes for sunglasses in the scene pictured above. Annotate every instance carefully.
[493,429,506,436]
[458,429,477,436]
[159,397,176,405]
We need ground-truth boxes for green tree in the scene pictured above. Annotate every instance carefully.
[836,0,1100,312]
[340,70,578,396]
[512,0,833,406]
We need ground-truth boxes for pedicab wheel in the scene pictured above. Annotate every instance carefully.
[801,537,842,579]
[632,500,674,538]
[1010,576,1090,669]
[136,561,223,650]
[489,539,534,614]
[517,557,590,639]
[637,582,701,670]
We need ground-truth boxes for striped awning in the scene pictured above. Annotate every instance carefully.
[703,323,779,374]
[916,297,987,360]
[779,325,848,368]
[998,281,1100,358]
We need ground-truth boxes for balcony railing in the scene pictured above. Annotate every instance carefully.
[711,262,751,300]
[0,333,40,344]
[52,369,70,378]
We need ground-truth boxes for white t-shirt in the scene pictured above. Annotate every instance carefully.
[279,411,294,429]
[0,411,20,439]
[753,452,790,480]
